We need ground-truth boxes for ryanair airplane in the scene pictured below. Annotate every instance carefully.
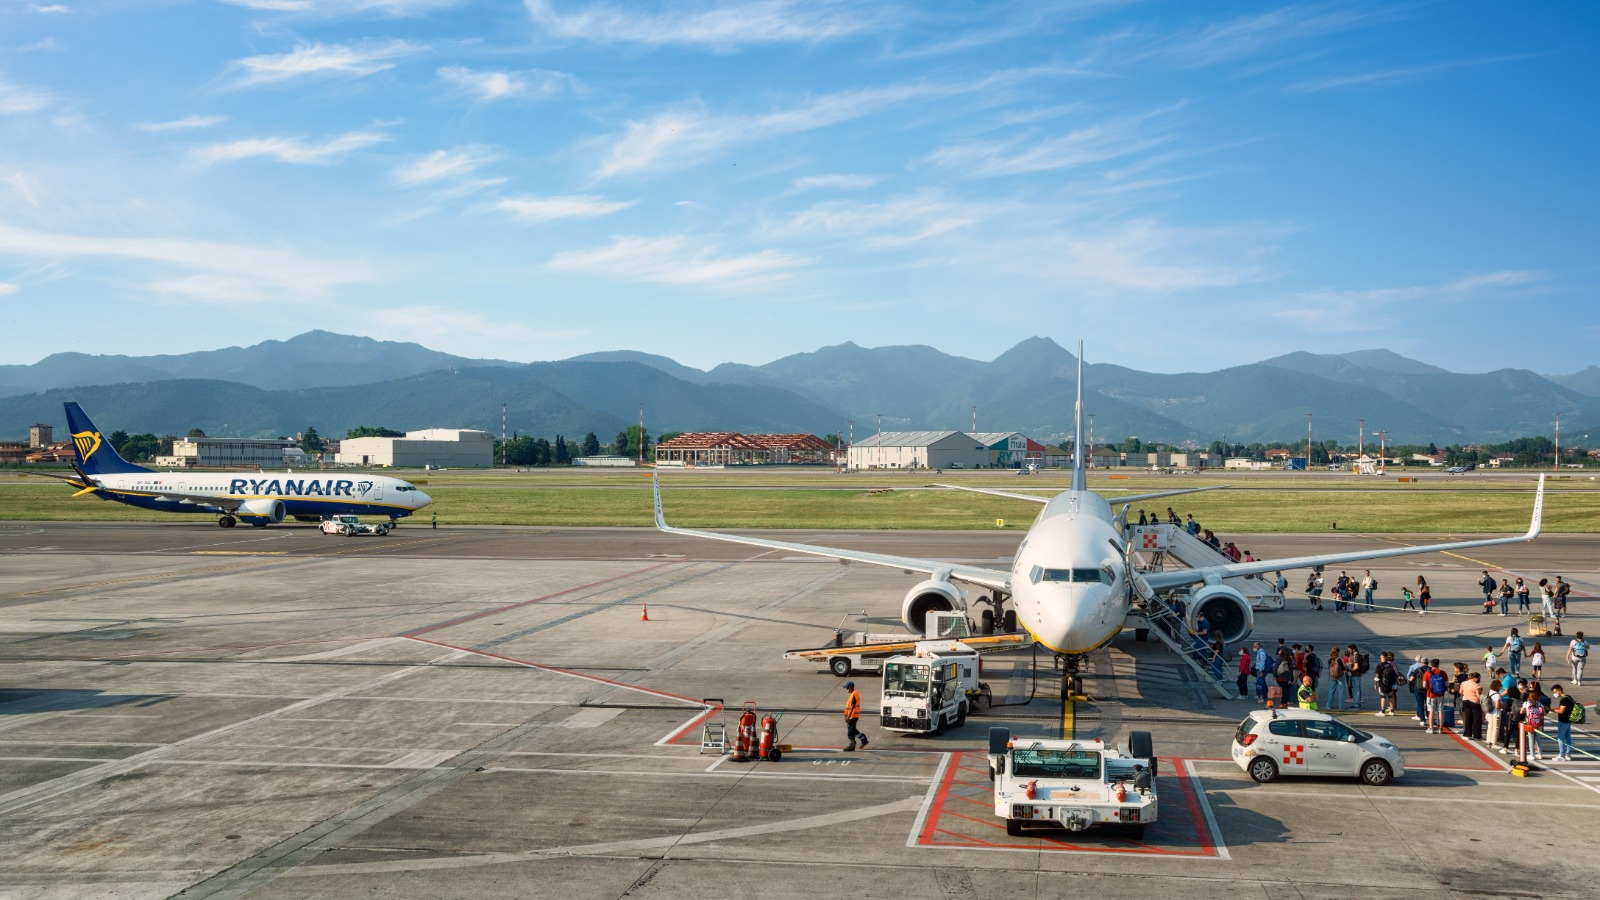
[58,403,433,528]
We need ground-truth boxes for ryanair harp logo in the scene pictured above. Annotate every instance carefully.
[73,430,102,461]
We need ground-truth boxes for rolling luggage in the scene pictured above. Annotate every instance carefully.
[1443,704,1457,730]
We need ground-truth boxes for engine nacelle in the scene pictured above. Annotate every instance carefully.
[237,498,286,523]
[1188,584,1254,644]
[901,579,966,636]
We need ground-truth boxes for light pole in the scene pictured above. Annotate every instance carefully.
[1554,412,1561,471]
[1306,413,1313,473]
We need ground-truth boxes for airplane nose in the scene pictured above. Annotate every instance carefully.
[415,491,433,508]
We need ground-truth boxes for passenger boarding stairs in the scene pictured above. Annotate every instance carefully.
[1123,524,1286,700]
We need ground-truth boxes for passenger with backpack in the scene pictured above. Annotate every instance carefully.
[1406,656,1429,721]
[1568,631,1588,686]
[1515,577,1530,613]
[1374,652,1400,716]
[1325,648,1347,710]
[1521,686,1548,761]
[1504,628,1525,676]
[1425,658,1451,733]
[1551,685,1578,761]
[1498,580,1513,616]
[1304,644,1322,691]
[1479,571,1497,609]
[1346,644,1366,709]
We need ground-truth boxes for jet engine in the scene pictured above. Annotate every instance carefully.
[237,498,287,523]
[1187,584,1254,644]
[901,579,966,636]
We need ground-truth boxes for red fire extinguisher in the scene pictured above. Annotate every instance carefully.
[734,702,757,762]
[759,714,778,760]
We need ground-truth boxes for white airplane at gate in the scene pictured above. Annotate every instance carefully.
[653,343,1545,667]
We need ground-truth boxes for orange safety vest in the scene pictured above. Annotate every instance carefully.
[844,690,861,720]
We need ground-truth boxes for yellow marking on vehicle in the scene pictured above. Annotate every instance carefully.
[1061,689,1075,740]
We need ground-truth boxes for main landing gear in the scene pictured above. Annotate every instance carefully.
[217,515,237,528]
[975,592,1017,635]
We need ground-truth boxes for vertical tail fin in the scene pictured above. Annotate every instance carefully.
[63,403,150,475]
[1072,340,1086,492]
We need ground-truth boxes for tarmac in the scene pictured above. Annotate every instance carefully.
[2,521,1598,899]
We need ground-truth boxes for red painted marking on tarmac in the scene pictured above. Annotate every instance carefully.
[408,636,704,707]
[1444,729,1504,770]
[916,752,1222,857]
[402,560,679,638]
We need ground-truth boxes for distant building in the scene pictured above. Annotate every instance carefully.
[1264,448,1292,462]
[156,436,298,468]
[28,424,52,448]
[1225,458,1273,470]
[655,432,834,466]
[337,429,493,468]
[846,431,989,470]
[971,432,1028,468]
[0,440,28,465]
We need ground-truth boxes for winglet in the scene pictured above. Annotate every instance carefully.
[652,471,669,531]
[1524,474,1545,541]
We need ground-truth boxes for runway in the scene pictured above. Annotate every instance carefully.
[1,522,1597,898]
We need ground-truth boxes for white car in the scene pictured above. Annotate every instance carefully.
[1231,708,1405,786]
[320,515,390,536]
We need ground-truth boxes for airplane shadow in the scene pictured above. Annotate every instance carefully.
[0,687,177,716]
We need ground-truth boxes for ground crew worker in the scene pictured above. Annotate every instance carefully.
[1297,674,1319,710]
[842,681,869,751]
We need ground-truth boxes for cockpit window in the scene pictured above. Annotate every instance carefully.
[1033,567,1112,585]
[395,485,418,492]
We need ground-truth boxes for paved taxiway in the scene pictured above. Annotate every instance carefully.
[2,522,1598,899]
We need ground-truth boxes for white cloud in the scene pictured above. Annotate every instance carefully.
[548,235,806,286]
[595,84,938,179]
[1445,270,1541,292]
[525,0,875,50]
[134,114,228,132]
[190,131,389,166]
[924,106,1179,178]
[392,145,503,186]
[222,0,460,15]
[2,172,39,207]
[0,282,17,296]
[496,194,635,223]
[436,66,572,102]
[1287,55,1537,93]
[0,221,369,302]
[779,191,987,249]
[364,306,579,348]
[0,77,52,114]
[31,4,70,13]
[1140,4,1384,69]
[229,40,424,88]
[789,173,879,192]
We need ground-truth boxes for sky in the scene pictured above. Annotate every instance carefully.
[1,1,1597,375]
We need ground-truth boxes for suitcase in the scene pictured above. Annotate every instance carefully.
[1443,704,1457,729]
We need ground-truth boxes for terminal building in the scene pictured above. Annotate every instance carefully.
[337,429,494,468]
[155,436,298,468]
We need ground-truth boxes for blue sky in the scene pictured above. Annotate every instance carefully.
[1,1,1596,374]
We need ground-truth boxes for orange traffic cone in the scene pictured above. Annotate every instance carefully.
[640,601,650,621]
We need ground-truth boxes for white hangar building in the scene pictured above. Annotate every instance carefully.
[846,431,992,470]
[337,429,494,468]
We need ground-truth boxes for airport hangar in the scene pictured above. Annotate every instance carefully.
[336,429,494,468]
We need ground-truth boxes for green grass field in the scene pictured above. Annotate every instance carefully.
[2,468,1593,531]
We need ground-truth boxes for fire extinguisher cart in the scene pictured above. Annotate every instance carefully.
[730,700,786,762]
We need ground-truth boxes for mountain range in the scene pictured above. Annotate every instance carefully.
[2,331,1597,446]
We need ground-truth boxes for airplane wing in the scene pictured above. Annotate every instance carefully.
[930,483,1048,504]
[933,483,1227,506]
[1142,475,1546,592]
[1106,485,1229,504]
[653,475,1012,591]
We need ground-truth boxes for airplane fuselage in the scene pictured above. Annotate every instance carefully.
[1008,489,1131,655]
[81,471,431,521]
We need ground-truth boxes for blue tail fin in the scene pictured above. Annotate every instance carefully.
[63,403,150,475]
